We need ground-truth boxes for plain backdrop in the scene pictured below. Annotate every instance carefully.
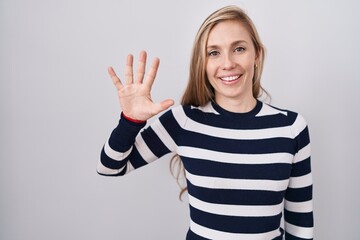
[1,0,359,239]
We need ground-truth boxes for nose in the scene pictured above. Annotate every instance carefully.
[222,53,236,70]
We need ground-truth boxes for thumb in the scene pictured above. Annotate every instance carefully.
[155,99,175,113]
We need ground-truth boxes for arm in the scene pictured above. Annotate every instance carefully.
[284,115,314,239]
[97,113,146,176]
[97,51,174,176]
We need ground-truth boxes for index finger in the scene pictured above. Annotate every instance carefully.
[144,57,160,88]
[108,66,123,90]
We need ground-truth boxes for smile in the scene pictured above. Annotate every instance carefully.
[219,75,241,82]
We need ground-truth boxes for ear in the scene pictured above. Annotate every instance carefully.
[254,57,259,69]
[255,48,262,65]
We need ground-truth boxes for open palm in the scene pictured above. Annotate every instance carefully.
[108,51,174,121]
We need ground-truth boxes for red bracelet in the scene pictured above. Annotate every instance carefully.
[121,112,146,124]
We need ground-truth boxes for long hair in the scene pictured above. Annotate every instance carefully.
[171,5,268,199]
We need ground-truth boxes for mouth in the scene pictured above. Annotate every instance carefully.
[219,75,241,83]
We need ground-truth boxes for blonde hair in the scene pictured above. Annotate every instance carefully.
[171,5,268,199]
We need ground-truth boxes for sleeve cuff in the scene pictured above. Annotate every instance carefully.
[121,112,147,126]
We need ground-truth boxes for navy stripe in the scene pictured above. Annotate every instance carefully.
[183,102,297,130]
[291,158,311,177]
[190,205,282,234]
[97,164,127,176]
[249,111,296,130]
[141,127,171,157]
[182,157,292,180]
[252,112,296,129]
[285,185,313,202]
[284,209,314,227]
[295,126,310,150]
[100,147,126,170]
[285,232,313,240]
[159,110,183,145]
[186,228,284,240]
[108,118,146,152]
[186,230,210,240]
[187,181,285,205]
[129,148,148,168]
[276,228,285,240]
[179,133,296,155]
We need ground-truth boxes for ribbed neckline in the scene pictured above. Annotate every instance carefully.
[211,100,262,119]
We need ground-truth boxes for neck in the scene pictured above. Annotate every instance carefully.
[215,97,257,113]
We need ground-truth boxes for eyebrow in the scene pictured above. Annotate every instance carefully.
[206,40,248,49]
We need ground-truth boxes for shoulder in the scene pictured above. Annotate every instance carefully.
[166,102,218,119]
[259,103,308,136]
[259,103,307,124]
[156,105,188,128]
[158,102,220,127]
[155,104,214,133]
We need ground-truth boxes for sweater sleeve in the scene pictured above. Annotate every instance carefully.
[284,114,314,239]
[97,110,178,176]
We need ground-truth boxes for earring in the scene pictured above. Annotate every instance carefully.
[255,64,258,69]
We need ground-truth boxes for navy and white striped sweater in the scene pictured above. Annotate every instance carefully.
[98,100,314,240]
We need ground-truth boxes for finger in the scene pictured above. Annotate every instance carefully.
[125,54,134,85]
[144,57,160,88]
[160,99,175,110]
[152,99,175,115]
[135,50,147,83]
[108,66,123,90]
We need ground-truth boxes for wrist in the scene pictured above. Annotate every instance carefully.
[121,112,146,124]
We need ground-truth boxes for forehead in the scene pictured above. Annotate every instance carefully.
[207,20,252,46]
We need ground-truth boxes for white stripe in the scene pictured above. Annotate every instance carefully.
[186,119,292,140]
[101,138,146,175]
[285,200,313,213]
[172,107,293,140]
[189,195,283,217]
[178,146,293,164]
[190,219,281,240]
[256,103,288,117]
[150,118,177,151]
[104,140,132,161]
[285,222,313,239]
[193,101,289,117]
[126,162,135,173]
[96,161,126,175]
[191,102,219,114]
[294,143,311,164]
[288,173,312,189]
[186,170,289,192]
[291,114,307,137]
[134,134,157,163]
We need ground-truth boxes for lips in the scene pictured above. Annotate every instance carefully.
[219,75,241,82]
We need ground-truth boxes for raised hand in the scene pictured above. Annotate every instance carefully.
[108,51,174,121]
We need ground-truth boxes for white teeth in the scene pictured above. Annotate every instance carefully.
[220,75,240,81]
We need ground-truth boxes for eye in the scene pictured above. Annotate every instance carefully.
[235,47,246,53]
[208,50,219,57]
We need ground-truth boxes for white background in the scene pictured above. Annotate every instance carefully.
[1,0,359,239]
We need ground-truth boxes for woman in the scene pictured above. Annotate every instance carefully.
[98,5,314,240]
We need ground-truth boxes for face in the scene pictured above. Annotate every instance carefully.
[206,20,258,110]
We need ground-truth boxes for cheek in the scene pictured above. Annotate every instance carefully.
[242,54,256,67]
[245,66,255,83]
[205,65,216,86]
[205,66,217,88]
[205,62,213,77]
[247,63,255,74]
[243,57,256,75]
